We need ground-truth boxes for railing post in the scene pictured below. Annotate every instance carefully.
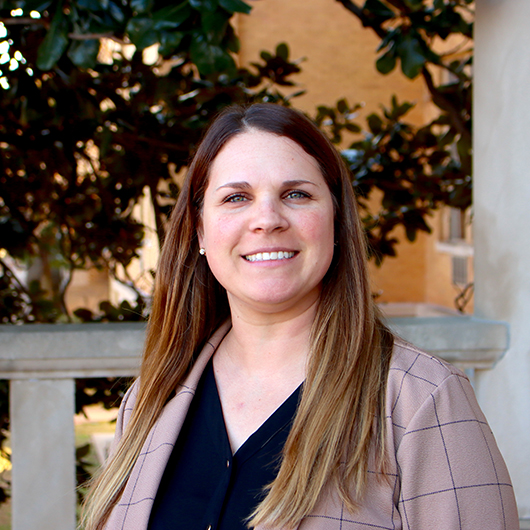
[10,378,76,530]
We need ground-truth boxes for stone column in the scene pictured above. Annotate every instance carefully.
[474,0,530,519]
[10,379,76,530]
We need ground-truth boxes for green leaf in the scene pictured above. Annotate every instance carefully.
[152,3,192,30]
[363,0,394,20]
[367,113,383,134]
[396,100,414,117]
[67,39,100,68]
[20,0,53,11]
[336,98,348,114]
[345,123,361,133]
[36,5,69,70]
[125,17,158,49]
[108,1,126,24]
[189,0,218,12]
[219,0,251,14]
[158,31,185,55]
[375,49,396,74]
[73,308,95,322]
[397,35,425,79]
[385,95,414,120]
[130,0,154,13]
[190,33,235,75]
[404,0,423,9]
[275,42,289,61]
[76,0,107,9]
[225,26,240,53]
[76,443,91,459]
[201,9,229,44]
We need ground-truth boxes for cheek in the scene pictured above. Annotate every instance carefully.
[303,210,335,247]
[202,213,241,248]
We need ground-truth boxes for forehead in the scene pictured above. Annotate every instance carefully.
[208,130,323,184]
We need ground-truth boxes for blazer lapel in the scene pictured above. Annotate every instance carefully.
[105,322,231,530]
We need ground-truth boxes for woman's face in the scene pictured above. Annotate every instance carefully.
[198,130,335,317]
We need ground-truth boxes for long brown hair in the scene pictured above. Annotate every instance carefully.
[81,103,394,530]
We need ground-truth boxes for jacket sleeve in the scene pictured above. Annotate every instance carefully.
[395,372,519,530]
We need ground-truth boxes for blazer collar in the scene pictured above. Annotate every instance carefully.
[105,321,232,530]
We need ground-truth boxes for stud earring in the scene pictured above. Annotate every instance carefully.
[199,248,206,256]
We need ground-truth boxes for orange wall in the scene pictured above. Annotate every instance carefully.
[237,0,430,123]
[236,1,472,312]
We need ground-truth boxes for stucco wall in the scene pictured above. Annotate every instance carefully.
[474,0,530,518]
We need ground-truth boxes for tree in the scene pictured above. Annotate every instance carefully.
[0,0,475,505]
[327,0,472,262]
[0,0,475,319]
[0,0,303,323]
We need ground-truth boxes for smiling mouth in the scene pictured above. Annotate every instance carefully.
[243,251,296,262]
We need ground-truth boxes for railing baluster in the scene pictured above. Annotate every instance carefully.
[11,379,76,530]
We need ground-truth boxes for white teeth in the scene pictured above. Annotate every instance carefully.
[244,251,295,262]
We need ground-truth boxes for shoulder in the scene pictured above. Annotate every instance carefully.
[389,337,465,388]
[114,378,140,438]
[384,340,518,527]
[386,338,477,445]
[119,378,140,421]
[387,337,468,404]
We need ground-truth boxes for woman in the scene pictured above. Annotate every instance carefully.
[82,104,518,530]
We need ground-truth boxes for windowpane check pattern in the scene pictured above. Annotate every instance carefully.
[103,324,518,530]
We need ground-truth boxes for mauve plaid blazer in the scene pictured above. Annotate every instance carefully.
[104,322,519,530]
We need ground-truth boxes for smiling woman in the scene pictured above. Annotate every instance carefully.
[81,104,518,530]
[199,130,335,318]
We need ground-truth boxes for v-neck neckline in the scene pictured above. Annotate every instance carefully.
[205,360,302,461]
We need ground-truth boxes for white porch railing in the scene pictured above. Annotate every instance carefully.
[0,317,510,530]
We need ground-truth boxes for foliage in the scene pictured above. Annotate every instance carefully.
[0,1,475,318]
[0,0,302,324]
[333,0,473,260]
[0,0,252,75]
[0,0,474,504]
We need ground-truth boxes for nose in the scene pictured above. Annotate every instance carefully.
[248,198,289,233]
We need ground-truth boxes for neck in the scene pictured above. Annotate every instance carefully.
[217,296,319,379]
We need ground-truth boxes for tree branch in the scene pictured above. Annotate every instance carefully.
[116,132,191,152]
[335,0,388,40]
[0,17,46,26]
[0,256,30,296]
[107,260,148,303]
[148,181,166,249]
[421,65,470,143]
[0,18,124,44]
[68,32,122,43]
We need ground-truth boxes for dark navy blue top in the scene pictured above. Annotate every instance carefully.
[148,360,301,530]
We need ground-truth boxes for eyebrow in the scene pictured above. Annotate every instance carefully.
[215,179,318,191]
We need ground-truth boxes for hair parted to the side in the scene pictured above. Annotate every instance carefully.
[80,103,394,530]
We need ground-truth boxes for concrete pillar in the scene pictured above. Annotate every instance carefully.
[474,0,530,519]
[10,379,76,530]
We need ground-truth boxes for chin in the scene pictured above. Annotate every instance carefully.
[240,288,321,314]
